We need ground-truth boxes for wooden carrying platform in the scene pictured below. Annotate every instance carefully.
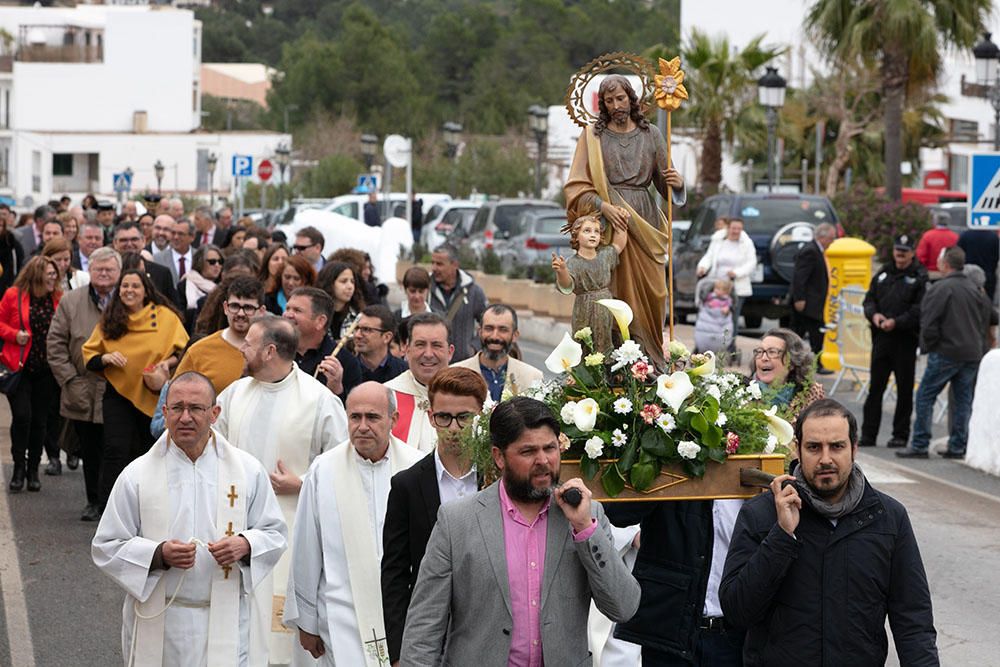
[562,454,787,502]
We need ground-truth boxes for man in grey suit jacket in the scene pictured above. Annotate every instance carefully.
[14,204,54,257]
[401,397,640,666]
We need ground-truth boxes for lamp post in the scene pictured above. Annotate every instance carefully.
[154,159,164,195]
[973,32,1000,151]
[206,153,218,208]
[442,121,462,196]
[527,105,548,198]
[757,66,787,192]
[275,143,291,208]
[360,134,378,172]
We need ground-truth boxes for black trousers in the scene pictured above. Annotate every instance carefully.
[43,386,62,463]
[862,337,918,445]
[99,384,153,506]
[793,312,825,357]
[641,627,745,666]
[73,420,104,506]
[6,366,57,470]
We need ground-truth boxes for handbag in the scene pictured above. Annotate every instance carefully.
[0,289,26,395]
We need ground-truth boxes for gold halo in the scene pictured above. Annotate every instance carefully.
[564,52,656,129]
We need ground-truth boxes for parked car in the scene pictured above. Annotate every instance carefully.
[450,198,561,261]
[672,193,840,327]
[270,199,331,228]
[503,209,570,272]
[320,192,452,227]
[419,200,480,249]
[927,202,968,234]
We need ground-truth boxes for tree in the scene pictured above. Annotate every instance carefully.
[806,0,990,201]
[680,30,784,194]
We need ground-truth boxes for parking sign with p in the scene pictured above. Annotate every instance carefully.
[232,155,253,177]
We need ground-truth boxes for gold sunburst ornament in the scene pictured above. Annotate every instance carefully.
[654,57,688,111]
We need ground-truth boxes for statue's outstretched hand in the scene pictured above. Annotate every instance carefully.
[551,253,567,272]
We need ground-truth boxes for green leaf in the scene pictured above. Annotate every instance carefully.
[574,365,594,386]
[684,458,707,478]
[630,463,656,491]
[707,446,727,464]
[618,434,640,472]
[640,429,671,457]
[702,397,718,424]
[601,463,626,497]
[691,412,709,435]
[580,456,599,480]
[703,425,722,448]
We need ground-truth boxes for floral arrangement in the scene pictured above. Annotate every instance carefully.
[462,300,794,497]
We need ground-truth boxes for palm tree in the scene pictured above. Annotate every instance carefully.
[674,31,784,194]
[805,0,990,201]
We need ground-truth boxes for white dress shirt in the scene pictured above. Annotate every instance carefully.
[169,247,193,281]
[703,499,745,618]
[433,449,477,506]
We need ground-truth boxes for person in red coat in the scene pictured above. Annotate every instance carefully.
[0,256,61,491]
[915,212,959,278]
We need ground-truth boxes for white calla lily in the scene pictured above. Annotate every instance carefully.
[544,332,583,374]
[761,405,794,446]
[688,351,716,377]
[656,371,695,413]
[573,398,600,432]
[596,298,633,341]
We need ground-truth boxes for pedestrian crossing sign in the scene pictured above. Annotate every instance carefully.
[968,153,1000,228]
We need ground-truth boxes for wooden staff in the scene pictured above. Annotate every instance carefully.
[666,110,674,343]
[314,316,361,378]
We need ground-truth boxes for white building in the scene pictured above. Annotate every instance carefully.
[0,4,289,206]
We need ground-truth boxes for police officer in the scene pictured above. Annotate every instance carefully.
[860,233,928,448]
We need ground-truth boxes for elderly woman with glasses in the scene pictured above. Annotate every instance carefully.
[749,327,825,426]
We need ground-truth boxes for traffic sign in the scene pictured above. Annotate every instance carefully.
[357,174,380,192]
[968,152,1000,228]
[112,172,132,194]
[258,159,274,182]
[383,135,411,168]
[232,154,253,177]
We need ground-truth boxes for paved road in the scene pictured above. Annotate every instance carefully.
[0,340,996,665]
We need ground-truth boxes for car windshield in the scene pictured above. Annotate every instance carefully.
[535,216,567,235]
[734,197,835,235]
[495,204,557,234]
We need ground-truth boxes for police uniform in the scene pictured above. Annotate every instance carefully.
[96,201,116,246]
[860,234,928,447]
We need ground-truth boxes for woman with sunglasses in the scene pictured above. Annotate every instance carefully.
[748,327,825,425]
[179,244,223,330]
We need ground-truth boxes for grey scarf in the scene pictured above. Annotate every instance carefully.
[796,462,866,520]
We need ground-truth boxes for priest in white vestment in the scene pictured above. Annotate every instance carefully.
[284,382,424,666]
[92,372,287,667]
[384,312,454,454]
[216,315,348,666]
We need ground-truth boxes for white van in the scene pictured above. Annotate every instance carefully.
[319,192,452,226]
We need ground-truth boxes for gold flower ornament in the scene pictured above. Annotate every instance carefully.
[654,57,688,111]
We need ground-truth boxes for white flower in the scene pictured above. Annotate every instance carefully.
[545,332,583,374]
[597,299,634,341]
[573,326,593,342]
[668,339,690,358]
[706,384,722,401]
[560,401,578,425]
[656,371,695,412]
[689,351,717,377]
[471,414,483,436]
[611,429,627,448]
[612,397,633,415]
[656,413,676,433]
[677,440,701,460]
[483,395,497,411]
[610,339,645,371]
[764,434,778,454]
[573,398,600,432]
[715,411,727,427]
[748,380,762,400]
[761,405,794,446]
[584,435,605,458]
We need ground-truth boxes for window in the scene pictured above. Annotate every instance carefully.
[53,153,73,177]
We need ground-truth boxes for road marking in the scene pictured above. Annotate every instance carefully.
[857,454,916,484]
[859,453,1000,506]
[0,471,36,667]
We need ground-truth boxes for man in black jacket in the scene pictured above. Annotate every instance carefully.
[861,233,928,448]
[790,223,836,370]
[721,399,938,667]
[380,367,487,664]
[897,246,993,459]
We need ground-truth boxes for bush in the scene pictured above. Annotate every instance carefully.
[480,248,503,275]
[832,187,933,263]
[506,263,528,279]
[530,262,556,284]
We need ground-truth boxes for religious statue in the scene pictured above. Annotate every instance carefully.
[552,213,628,353]
[564,69,686,369]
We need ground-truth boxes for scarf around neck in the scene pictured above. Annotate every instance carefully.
[796,462,866,520]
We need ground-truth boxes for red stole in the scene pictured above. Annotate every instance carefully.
[392,391,417,441]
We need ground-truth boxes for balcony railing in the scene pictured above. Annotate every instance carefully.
[16,25,103,64]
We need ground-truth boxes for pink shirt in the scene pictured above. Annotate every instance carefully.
[499,481,597,667]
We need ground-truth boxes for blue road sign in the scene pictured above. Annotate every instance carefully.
[357,174,380,193]
[968,153,1000,228]
[232,155,253,177]
[112,172,132,194]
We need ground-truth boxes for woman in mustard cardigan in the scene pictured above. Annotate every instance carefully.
[82,268,187,508]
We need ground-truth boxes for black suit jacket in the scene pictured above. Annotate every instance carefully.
[144,261,183,310]
[790,241,828,322]
[192,226,227,249]
[382,452,441,663]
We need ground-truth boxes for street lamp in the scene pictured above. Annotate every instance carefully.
[757,66,787,192]
[360,134,378,172]
[442,121,462,196]
[206,153,218,207]
[527,104,548,198]
[973,32,1000,151]
[154,159,164,195]
[275,143,291,208]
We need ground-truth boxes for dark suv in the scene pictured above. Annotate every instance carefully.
[672,193,839,328]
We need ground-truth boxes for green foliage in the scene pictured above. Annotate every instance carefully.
[243,182,282,210]
[530,262,556,284]
[832,186,933,262]
[294,154,364,198]
[201,95,267,132]
[480,248,503,275]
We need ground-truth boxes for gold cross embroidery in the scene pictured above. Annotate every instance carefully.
[227,485,238,507]
[225,521,234,537]
[222,564,232,580]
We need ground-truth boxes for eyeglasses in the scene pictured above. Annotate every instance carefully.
[751,347,785,360]
[355,326,386,336]
[205,258,223,266]
[165,403,212,417]
[292,244,315,253]
[431,411,477,428]
[225,302,260,315]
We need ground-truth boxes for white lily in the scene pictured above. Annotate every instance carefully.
[761,405,794,446]
[688,351,716,377]
[597,298,633,341]
[573,398,600,432]
[656,371,695,412]
[544,332,583,374]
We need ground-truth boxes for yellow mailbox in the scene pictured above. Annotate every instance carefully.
[820,237,876,372]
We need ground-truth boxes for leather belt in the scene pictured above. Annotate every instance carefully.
[699,616,727,633]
